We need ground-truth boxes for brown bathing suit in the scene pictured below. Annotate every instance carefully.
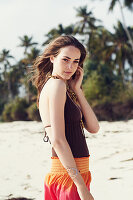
[43,76,89,158]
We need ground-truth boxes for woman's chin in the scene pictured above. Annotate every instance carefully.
[63,74,73,80]
[65,76,72,81]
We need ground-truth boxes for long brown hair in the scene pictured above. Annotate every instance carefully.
[30,35,87,108]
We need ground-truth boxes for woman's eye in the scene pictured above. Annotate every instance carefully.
[63,59,68,62]
[63,59,79,64]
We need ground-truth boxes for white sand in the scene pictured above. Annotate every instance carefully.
[0,120,133,200]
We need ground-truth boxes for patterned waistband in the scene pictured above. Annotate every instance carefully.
[50,156,90,174]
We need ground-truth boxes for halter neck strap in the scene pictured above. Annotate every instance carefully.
[48,74,66,83]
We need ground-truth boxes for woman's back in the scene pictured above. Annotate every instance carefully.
[39,77,60,128]
[39,77,67,145]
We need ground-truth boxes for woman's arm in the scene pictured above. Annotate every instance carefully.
[74,88,100,134]
[67,65,99,134]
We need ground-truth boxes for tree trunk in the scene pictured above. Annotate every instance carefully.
[26,82,30,104]
[118,0,133,52]
[118,0,133,83]
[7,75,12,101]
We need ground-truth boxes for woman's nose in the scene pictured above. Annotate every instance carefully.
[67,62,73,69]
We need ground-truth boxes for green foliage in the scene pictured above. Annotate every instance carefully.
[27,102,41,121]
[11,98,29,120]
[116,81,133,103]
[83,62,125,106]
[1,97,41,122]
[1,102,13,122]
[83,71,99,103]
[0,78,8,108]
[29,81,37,96]
[18,35,38,54]
[83,59,98,83]
[0,101,5,117]
[2,97,29,121]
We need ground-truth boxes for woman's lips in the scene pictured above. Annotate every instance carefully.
[64,72,72,74]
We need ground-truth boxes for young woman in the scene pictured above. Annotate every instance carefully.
[31,35,100,200]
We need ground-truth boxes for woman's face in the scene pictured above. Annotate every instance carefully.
[50,45,81,80]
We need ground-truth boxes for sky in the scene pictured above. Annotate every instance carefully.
[0,0,133,63]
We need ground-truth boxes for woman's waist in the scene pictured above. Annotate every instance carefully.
[50,156,90,174]
[52,141,89,159]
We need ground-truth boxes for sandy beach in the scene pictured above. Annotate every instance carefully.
[0,120,133,200]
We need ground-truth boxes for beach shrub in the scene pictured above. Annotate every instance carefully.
[82,63,124,106]
[83,59,98,84]
[11,97,29,121]
[2,102,13,122]
[116,81,133,103]
[27,102,41,121]
[2,97,29,121]
[0,101,5,117]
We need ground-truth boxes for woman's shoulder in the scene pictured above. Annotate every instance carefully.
[49,77,66,85]
[41,77,67,100]
[47,78,67,107]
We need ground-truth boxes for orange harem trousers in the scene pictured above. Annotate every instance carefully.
[44,156,92,200]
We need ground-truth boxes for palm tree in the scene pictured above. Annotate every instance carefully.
[0,49,14,72]
[88,27,113,63]
[18,35,38,54]
[0,49,14,100]
[20,47,41,104]
[42,23,75,46]
[111,21,132,80]
[22,47,41,66]
[88,21,132,83]
[90,0,133,51]
[109,0,133,11]
[74,5,101,34]
[74,5,102,46]
[109,0,133,52]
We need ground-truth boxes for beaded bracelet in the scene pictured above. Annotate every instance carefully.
[66,166,80,179]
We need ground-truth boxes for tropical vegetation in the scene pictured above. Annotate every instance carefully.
[0,1,133,122]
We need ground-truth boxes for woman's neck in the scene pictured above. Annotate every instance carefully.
[51,74,67,84]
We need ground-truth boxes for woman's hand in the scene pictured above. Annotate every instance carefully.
[67,66,84,92]
[77,184,94,200]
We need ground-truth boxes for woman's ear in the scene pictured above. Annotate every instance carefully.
[50,56,54,63]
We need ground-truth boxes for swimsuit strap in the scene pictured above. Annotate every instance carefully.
[43,125,51,144]
[47,75,66,84]
[44,125,51,128]
[47,75,59,79]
